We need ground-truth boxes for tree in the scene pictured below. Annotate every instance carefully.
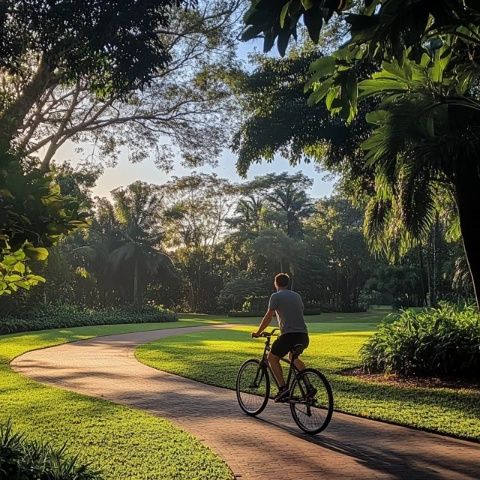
[0,0,201,296]
[0,152,88,295]
[7,0,241,171]
[246,172,314,237]
[240,0,480,307]
[0,0,198,151]
[72,182,175,306]
[229,52,372,181]
[217,273,266,311]
[250,228,304,274]
[105,183,175,306]
[305,196,373,311]
[161,173,238,311]
[361,49,480,307]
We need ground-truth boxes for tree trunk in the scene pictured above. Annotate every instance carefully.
[133,259,139,307]
[417,246,428,307]
[454,164,480,310]
[0,58,54,151]
[431,215,439,307]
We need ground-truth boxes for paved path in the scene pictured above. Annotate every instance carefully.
[11,326,480,480]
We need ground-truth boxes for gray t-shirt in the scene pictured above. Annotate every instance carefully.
[268,289,307,335]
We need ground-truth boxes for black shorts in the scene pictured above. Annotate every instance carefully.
[271,332,309,358]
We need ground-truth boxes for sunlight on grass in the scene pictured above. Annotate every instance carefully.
[0,320,232,480]
[137,314,480,441]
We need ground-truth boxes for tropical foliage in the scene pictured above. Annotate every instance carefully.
[362,305,480,379]
[239,0,480,307]
[3,167,471,315]
[0,421,101,480]
[0,1,240,300]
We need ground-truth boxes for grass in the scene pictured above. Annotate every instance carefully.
[0,320,232,480]
[137,313,480,441]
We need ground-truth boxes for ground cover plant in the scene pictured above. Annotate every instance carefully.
[0,421,101,480]
[362,305,480,379]
[0,321,232,480]
[0,304,177,335]
[137,312,480,441]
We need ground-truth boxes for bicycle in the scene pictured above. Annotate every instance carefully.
[236,328,334,435]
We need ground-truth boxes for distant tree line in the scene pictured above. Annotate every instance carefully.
[0,168,471,315]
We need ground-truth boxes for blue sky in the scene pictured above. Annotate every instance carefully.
[57,34,337,200]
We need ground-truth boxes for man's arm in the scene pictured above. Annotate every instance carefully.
[252,309,275,337]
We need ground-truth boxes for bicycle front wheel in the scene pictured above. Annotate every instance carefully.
[289,368,333,435]
[236,359,270,416]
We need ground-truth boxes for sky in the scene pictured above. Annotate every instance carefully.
[55,28,337,201]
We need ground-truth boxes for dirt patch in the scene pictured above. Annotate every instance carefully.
[341,367,480,390]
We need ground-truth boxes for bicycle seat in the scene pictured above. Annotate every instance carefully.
[290,344,305,356]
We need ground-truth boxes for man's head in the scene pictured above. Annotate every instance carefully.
[274,273,289,290]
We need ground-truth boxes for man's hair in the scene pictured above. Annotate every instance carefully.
[274,273,290,288]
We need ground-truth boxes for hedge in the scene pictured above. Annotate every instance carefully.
[0,304,177,335]
[362,304,480,379]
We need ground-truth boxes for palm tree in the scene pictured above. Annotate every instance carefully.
[266,184,314,237]
[107,182,174,306]
[228,194,266,237]
[76,182,175,306]
[360,44,480,307]
[247,172,314,237]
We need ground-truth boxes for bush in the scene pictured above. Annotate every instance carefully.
[0,421,102,479]
[0,304,177,335]
[362,305,480,379]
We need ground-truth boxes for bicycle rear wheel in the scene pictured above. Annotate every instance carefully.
[289,368,333,434]
[236,359,270,416]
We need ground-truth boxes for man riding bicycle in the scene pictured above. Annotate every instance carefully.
[252,273,309,402]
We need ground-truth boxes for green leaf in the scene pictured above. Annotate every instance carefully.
[308,56,336,77]
[277,28,292,56]
[303,7,323,43]
[24,246,49,261]
[344,71,358,120]
[307,77,334,105]
[4,274,22,282]
[325,87,339,110]
[0,189,14,198]
[13,262,26,275]
[365,109,388,126]
[241,24,266,41]
[359,78,407,98]
[280,1,292,28]
[27,274,46,283]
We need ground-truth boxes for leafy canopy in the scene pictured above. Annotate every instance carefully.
[0,0,196,96]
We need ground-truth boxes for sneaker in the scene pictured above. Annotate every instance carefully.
[274,386,290,403]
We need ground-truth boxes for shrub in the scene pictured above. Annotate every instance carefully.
[0,304,177,335]
[362,305,480,379]
[0,421,102,479]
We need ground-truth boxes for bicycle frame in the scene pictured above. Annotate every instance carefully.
[257,332,303,392]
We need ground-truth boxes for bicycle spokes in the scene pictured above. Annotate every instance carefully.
[236,359,270,416]
[289,369,333,434]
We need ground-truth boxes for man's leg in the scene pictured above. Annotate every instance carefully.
[289,353,315,392]
[288,352,306,371]
[267,351,285,387]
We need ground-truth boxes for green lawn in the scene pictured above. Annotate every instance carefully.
[137,313,480,441]
[0,320,232,480]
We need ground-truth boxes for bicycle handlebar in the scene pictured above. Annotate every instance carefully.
[259,328,279,337]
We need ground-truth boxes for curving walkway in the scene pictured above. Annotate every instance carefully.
[11,325,480,480]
